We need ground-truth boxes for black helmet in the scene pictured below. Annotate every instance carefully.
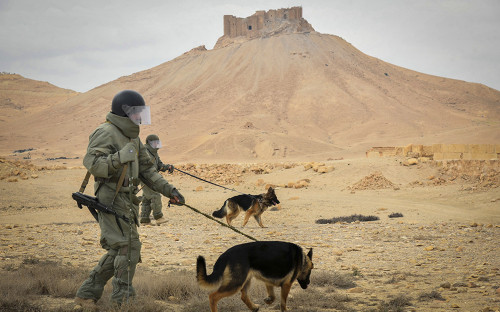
[111,90,145,117]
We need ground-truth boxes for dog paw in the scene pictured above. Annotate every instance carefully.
[264,296,275,304]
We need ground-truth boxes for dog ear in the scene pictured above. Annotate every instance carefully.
[307,248,313,260]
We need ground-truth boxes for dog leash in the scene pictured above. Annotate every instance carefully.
[176,202,258,241]
[171,167,260,241]
[174,167,256,197]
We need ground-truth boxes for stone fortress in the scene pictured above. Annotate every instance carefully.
[215,7,314,48]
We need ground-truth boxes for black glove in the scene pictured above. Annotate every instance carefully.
[162,164,174,174]
[169,188,185,205]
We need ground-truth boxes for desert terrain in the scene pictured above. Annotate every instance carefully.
[0,155,499,311]
[1,6,500,312]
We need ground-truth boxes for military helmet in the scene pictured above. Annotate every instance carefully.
[146,134,162,149]
[111,90,145,117]
[146,134,160,142]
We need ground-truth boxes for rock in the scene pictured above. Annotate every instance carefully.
[440,282,451,288]
[407,158,419,165]
[332,249,343,256]
[347,287,363,293]
[316,165,334,173]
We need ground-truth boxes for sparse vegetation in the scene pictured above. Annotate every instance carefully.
[418,290,445,301]
[0,260,362,312]
[388,212,403,218]
[377,294,412,312]
[312,270,357,289]
[316,214,380,224]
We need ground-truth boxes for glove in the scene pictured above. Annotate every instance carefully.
[118,142,136,164]
[169,188,185,205]
[160,164,174,174]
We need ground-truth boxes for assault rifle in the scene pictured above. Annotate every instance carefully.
[72,192,130,235]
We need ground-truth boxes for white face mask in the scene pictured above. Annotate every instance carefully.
[148,140,162,149]
[122,105,151,125]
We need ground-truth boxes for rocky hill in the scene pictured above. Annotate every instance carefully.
[0,8,499,164]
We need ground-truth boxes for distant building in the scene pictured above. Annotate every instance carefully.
[223,7,310,38]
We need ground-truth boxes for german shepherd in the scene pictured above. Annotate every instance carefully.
[212,187,280,228]
[197,241,313,312]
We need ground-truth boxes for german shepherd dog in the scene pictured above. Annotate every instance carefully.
[197,241,313,312]
[212,187,280,228]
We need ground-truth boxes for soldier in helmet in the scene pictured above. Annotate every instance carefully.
[140,134,174,225]
[75,90,185,309]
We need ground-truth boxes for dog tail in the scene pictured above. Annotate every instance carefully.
[196,256,222,290]
[212,200,227,218]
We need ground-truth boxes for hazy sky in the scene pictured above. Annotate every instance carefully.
[1,0,499,92]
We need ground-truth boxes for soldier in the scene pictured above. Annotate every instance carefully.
[75,90,185,309]
[140,134,174,225]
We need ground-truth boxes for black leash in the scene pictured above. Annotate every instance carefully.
[172,167,260,241]
[174,167,253,196]
[178,202,258,241]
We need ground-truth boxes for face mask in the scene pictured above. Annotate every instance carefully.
[122,105,151,125]
[148,140,162,149]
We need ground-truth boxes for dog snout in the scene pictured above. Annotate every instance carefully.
[298,279,309,289]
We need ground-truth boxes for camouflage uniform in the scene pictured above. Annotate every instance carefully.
[140,136,172,224]
[76,111,183,304]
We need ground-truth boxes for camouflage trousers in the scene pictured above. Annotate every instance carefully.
[76,239,141,304]
[140,185,163,223]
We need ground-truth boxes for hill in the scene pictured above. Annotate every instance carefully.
[0,73,78,119]
[0,8,499,164]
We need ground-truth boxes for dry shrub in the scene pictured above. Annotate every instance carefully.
[135,270,205,301]
[0,259,87,312]
[388,212,403,218]
[0,259,86,299]
[288,287,351,311]
[418,290,444,301]
[312,271,356,289]
[377,294,412,312]
[316,214,380,224]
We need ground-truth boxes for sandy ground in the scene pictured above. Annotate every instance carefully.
[1,156,500,311]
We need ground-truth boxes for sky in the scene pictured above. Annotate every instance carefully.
[1,0,499,93]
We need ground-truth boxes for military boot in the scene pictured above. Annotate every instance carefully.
[154,216,168,225]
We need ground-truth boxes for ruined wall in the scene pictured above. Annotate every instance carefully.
[224,7,303,38]
[366,144,500,160]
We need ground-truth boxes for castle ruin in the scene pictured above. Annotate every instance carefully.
[222,7,313,38]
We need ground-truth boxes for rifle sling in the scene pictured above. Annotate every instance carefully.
[112,163,129,203]
[79,171,92,193]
